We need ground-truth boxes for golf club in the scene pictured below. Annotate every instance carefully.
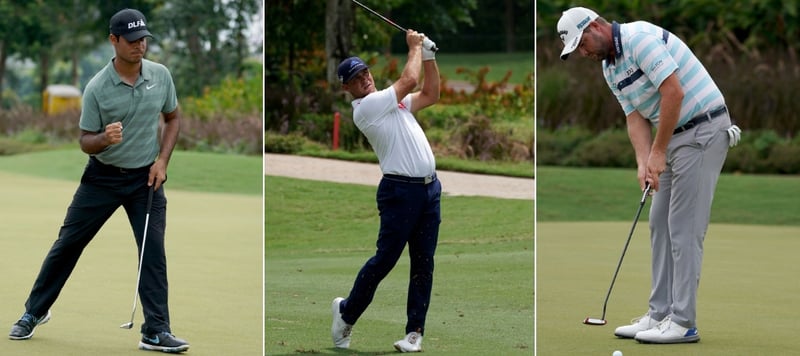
[583,183,652,326]
[350,0,439,52]
[120,185,155,330]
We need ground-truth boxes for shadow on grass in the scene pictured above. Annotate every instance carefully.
[270,347,398,355]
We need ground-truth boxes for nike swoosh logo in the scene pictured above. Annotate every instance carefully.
[143,335,160,344]
[146,84,157,90]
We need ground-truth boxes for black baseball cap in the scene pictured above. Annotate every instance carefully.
[337,57,368,84]
[110,9,154,42]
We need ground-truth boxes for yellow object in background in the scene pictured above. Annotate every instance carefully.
[43,84,81,115]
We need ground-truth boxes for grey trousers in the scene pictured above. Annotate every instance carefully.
[647,112,731,328]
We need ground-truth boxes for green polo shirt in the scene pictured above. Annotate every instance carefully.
[80,58,178,169]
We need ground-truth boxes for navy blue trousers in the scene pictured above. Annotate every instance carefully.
[24,157,171,335]
[341,176,442,335]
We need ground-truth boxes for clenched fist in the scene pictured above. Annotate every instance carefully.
[105,122,123,145]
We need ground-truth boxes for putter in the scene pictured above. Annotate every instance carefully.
[583,183,652,326]
[120,185,155,330]
[350,0,438,52]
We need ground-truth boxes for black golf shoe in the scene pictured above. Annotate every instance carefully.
[139,332,190,353]
[8,310,51,340]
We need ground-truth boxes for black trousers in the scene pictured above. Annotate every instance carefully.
[24,157,171,335]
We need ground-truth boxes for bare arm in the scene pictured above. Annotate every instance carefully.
[80,122,123,154]
[626,110,652,191]
[392,30,424,103]
[410,58,440,113]
[646,72,684,191]
[149,109,181,190]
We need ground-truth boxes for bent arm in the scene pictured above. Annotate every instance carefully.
[392,30,423,103]
[652,72,684,157]
[410,60,440,113]
[80,121,122,154]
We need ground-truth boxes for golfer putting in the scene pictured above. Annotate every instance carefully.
[558,6,740,344]
[330,29,441,352]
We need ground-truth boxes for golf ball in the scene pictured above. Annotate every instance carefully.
[613,351,622,356]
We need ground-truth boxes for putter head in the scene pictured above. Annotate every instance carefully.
[583,317,607,326]
[120,322,134,329]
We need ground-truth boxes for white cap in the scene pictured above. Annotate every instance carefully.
[558,7,599,60]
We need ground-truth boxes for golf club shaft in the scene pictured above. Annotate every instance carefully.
[122,186,154,329]
[599,184,651,320]
[351,0,406,32]
[350,0,438,51]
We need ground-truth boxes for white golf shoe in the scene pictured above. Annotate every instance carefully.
[331,297,352,348]
[393,330,423,352]
[614,313,661,338]
[635,316,700,344]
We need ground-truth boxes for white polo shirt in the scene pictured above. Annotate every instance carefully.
[352,86,436,177]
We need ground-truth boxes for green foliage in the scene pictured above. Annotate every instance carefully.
[537,2,800,137]
[539,127,800,174]
[14,128,47,144]
[563,129,635,168]
[264,131,307,154]
[535,126,595,166]
[181,60,263,121]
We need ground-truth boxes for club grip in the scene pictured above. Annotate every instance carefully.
[423,38,438,52]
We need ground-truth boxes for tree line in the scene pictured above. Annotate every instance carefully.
[0,0,261,109]
[537,0,800,136]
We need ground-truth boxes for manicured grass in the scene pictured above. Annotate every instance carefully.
[265,176,534,355]
[0,149,262,196]
[0,172,262,355]
[537,166,800,225]
[372,52,534,85]
[537,221,800,355]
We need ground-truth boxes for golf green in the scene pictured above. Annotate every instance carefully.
[538,221,800,355]
[0,171,263,355]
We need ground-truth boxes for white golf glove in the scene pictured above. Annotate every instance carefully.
[422,37,436,61]
[727,124,741,147]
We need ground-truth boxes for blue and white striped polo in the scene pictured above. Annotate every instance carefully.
[602,21,725,127]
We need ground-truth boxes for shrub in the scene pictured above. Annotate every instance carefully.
[765,144,800,174]
[536,127,594,165]
[564,130,635,168]
[451,114,529,161]
[264,131,306,154]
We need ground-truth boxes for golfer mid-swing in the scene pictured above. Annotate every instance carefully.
[331,29,441,353]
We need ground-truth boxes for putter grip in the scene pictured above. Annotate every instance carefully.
[146,185,154,212]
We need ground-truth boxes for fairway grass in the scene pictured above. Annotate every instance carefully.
[538,166,800,225]
[0,149,262,196]
[0,171,262,355]
[538,221,800,355]
[265,176,534,355]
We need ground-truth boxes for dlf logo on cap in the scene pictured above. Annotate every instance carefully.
[128,19,146,29]
[558,7,599,60]
[110,8,154,42]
